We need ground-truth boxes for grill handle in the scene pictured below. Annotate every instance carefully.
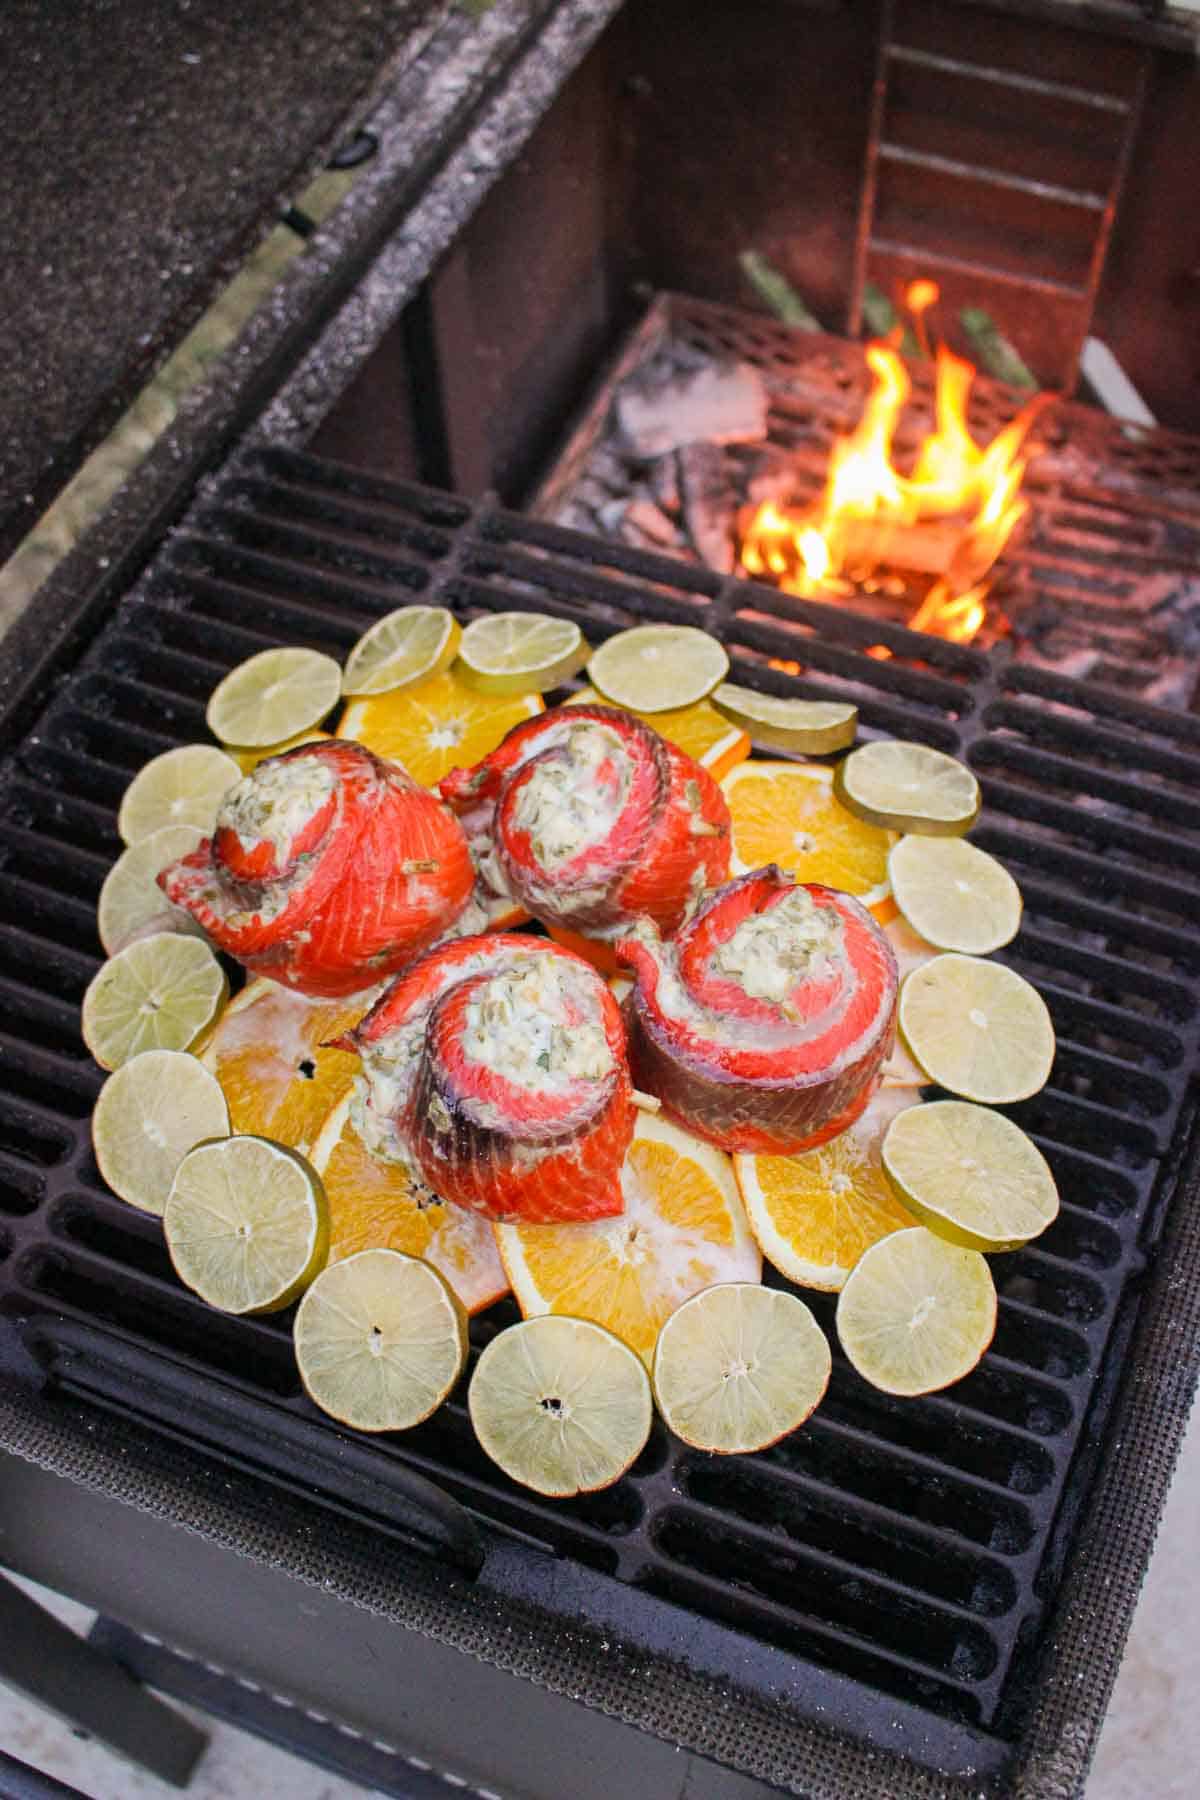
[21,1317,486,1578]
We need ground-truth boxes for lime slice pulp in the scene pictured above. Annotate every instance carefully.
[341,606,461,698]
[117,745,241,846]
[835,739,980,836]
[92,1049,230,1215]
[587,624,728,714]
[455,611,588,695]
[882,1099,1059,1252]
[164,1134,328,1314]
[836,1226,997,1396]
[711,683,858,754]
[207,647,342,750]
[82,932,229,1071]
[888,834,1021,954]
[898,952,1055,1104]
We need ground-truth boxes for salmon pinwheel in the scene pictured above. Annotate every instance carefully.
[342,933,635,1224]
[617,866,898,1155]
[439,703,731,942]
[159,741,474,998]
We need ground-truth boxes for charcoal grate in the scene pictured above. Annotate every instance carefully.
[1,442,1199,1772]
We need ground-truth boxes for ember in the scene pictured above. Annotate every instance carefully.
[739,283,1049,644]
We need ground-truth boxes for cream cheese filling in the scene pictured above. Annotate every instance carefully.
[218,756,336,865]
[462,952,613,1091]
[510,722,630,871]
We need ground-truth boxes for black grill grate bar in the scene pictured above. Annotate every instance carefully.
[181,509,438,605]
[2,777,123,856]
[247,446,473,532]
[68,673,209,744]
[1009,1091,1159,1165]
[53,704,190,773]
[973,825,1200,924]
[799,1413,1043,1521]
[693,1453,1034,1590]
[0,977,84,1043]
[1005,974,1193,1065]
[974,739,1200,834]
[0,1035,102,1106]
[0,820,113,882]
[1009,877,1200,974]
[0,874,103,948]
[641,1535,998,1700]
[152,562,346,659]
[25,1240,295,1348]
[663,1493,1017,1635]
[978,777,1200,879]
[1005,665,1200,749]
[982,700,1200,788]
[724,615,974,720]
[1023,1137,1144,1204]
[0,1156,44,1213]
[1012,929,1196,1019]
[0,1104,74,1169]
[19,738,146,805]
[219,475,458,564]
[162,548,413,642]
[1044,1044,1174,1115]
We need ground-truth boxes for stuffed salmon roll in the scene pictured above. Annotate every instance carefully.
[618,866,897,1155]
[439,703,730,942]
[342,934,634,1223]
[159,740,474,998]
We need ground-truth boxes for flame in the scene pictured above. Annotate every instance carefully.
[740,286,1046,646]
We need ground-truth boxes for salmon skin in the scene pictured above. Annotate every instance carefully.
[342,933,634,1224]
[439,704,730,942]
[159,740,474,998]
[618,866,898,1154]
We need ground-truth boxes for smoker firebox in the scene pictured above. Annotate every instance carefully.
[3,3,1200,1798]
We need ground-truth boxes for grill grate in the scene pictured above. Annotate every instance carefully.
[2,442,1199,1756]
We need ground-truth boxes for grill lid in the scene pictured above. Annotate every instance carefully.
[2,445,1199,1795]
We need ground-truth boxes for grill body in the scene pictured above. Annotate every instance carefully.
[2,444,1199,1796]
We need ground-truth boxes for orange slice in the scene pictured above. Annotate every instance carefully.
[339,667,543,788]
[496,1111,761,1365]
[200,978,372,1153]
[310,1096,508,1315]
[721,760,896,921]
[733,1085,920,1291]
[568,685,750,780]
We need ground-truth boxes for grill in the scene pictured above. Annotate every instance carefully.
[536,292,1200,705]
[3,441,1200,1790]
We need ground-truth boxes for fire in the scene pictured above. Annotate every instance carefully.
[740,283,1046,645]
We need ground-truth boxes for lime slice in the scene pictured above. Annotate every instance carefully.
[836,1226,997,1396]
[164,1134,328,1314]
[455,611,588,696]
[711,684,858,754]
[117,745,242,846]
[294,1248,468,1431]
[341,606,461,698]
[206,647,342,750]
[82,933,229,1071]
[98,824,206,954]
[588,624,728,713]
[652,1284,830,1453]
[468,1315,652,1496]
[92,1049,230,1215]
[898,953,1055,1104]
[882,1100,1059,1253]
[834,740,980,836]
[889,835,1021,954]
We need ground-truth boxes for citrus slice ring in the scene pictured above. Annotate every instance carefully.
[339,666,543,788]
[341,605,461,698]
[733,1085,920,1291]
[652,1283,831,1453]
[888,834,1022,955]
[98,824,206,954]
[898,953,1055,1104]
[455,611,589,695]
[882,1099,1059,1252]
[309,1095,508,1315]
[834,739,980,836]
[881,917,938,1086]
[294,1248,469,1432]
[164,1134,329,1315]
[711,684,858,755]
[92,1050,230,1215]
[721,760,895,920]
[200,978,371,1153]
[207,647,342,751]
[82,933,229,1070]
[588,624,729,713]
[836,1226,997,1397]
[468,1315,652,1496]
[117,744,242,846]
[495,1110,761,1365]
[568,685,750,780]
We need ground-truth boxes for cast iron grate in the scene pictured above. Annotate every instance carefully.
[1,443,1199,1748]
